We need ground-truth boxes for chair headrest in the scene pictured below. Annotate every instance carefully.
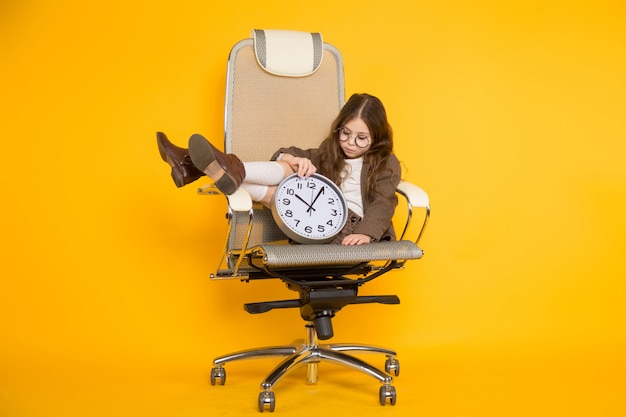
[252,29,324,77]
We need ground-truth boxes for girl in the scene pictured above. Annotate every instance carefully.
[157,93,401,245]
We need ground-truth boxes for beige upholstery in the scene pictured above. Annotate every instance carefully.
[225,40,344,161]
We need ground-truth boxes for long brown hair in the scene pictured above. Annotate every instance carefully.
[317,93,394,199]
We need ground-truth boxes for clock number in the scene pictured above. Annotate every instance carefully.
[304,226,313,233]
[326,219,334,226]
[285,210,293,217]
[317,225,325,233]
[330,209,337,216]
[327,198,334,204]
[286,188,295,195]
[282,198,291,205]
[307,182,317,189]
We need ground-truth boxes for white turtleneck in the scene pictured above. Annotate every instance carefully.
[340,157,364,218]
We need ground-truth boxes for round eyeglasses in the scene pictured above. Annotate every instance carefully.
[334,127,371,148]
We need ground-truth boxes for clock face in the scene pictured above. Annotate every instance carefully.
[271,173,348,244]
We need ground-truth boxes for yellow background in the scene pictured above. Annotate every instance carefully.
[1,0,625,416]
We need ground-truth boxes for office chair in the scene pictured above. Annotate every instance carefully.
[197,29,430,412]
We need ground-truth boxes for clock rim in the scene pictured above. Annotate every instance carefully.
[271,173,348,244]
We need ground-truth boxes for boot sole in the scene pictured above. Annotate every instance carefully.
[188,134,238,195]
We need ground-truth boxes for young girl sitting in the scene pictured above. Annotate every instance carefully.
[157,93,401,246]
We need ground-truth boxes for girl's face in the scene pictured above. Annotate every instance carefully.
[337,117,371,159]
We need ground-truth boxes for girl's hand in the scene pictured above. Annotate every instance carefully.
[341,234,372,246]
[283,155,317,178]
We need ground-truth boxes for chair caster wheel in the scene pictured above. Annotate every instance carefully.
[210,367,226,385]
[379,385,397,406]
[258,391,276,412]
[385,357,400,376]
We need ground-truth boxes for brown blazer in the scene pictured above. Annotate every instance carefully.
[271,147,401,241]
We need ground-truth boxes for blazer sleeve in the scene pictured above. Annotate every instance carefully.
[270,147,323,167]
[352,154,402,241]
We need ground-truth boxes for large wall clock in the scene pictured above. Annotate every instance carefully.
[271,173,348,244]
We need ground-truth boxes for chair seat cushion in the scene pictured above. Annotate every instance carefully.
[254,240,423,268]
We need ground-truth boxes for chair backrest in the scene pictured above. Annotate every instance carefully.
[221,30,346,255]
[224,30,345,161]
[213,31,428,279]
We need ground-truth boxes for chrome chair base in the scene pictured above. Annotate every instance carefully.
[210,323,399,411]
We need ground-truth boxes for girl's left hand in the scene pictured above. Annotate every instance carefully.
[341,234,372,245]
[281,154,317,178]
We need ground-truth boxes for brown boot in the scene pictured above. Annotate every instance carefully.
[156,132,204,187]
[188,134,246,195]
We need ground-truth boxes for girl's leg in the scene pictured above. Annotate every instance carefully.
[242,161,294,184]
[186,134,295,198]
[240,183,279,207]
[241,160,294,206]
[188,134,246,195]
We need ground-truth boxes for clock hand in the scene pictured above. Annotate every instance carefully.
[307,186,325,214]
[294,194,315,212]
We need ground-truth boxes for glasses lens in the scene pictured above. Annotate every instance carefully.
[336,128,370,148]
[355,136,369,148]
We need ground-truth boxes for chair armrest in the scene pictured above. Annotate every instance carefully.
[197,184,253,212]
[395,181,430,245]
[396,181,429,210]
[225,187,253,212]
[197,184,255,277]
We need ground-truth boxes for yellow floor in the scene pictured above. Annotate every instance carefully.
[2,345,624,417]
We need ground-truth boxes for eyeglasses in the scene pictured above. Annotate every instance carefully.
[334,127,371,148]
